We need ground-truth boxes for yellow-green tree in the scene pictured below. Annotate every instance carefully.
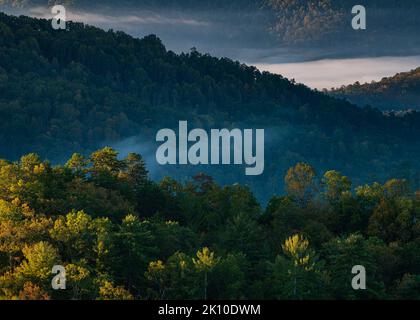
[97,280,133,300]
[145,260,168,299]
[322,170,351,203]
[0,241,60,298]
[193,247,219,300]
[280,234,322,299]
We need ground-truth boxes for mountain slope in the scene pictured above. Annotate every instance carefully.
[0,12,420,202]
[329,67,420,111]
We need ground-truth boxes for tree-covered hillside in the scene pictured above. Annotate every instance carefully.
[0,12,420,203]
[329,67,420,111]
[0,148,419,299]
[265,0,420,50]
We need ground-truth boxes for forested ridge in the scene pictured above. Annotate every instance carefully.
[266,0,420,45]
[0,148,419,299]
[1,12,420,203]
[329,67,420,111]
[3,0,420,51]
[0,11,420,301]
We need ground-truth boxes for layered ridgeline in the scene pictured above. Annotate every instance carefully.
[0,12,420,203]
[3,0,420,77]
[3,0,420,53]
[329,68,420,111]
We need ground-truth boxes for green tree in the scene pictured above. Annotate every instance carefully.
[49,210,95,262]
[322,234,385,299]
[0,241,60,298]
[89,147,124,189]
[112,215,156,295]
[97,280,133,300]
[322,170,351,204]
[285,163,318,206]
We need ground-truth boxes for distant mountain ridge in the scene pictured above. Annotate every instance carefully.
[0,12,420,203]
[329,67,420,111]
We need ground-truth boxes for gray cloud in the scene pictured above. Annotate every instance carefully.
[29,6,210,26]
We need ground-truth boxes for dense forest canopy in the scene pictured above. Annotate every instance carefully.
[0,12,420,203]
[329,67,420,111]
[0,148,419,299]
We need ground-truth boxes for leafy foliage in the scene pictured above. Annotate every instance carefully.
[0,148,419,299]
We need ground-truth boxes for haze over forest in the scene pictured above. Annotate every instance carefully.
[0,11,420,204]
